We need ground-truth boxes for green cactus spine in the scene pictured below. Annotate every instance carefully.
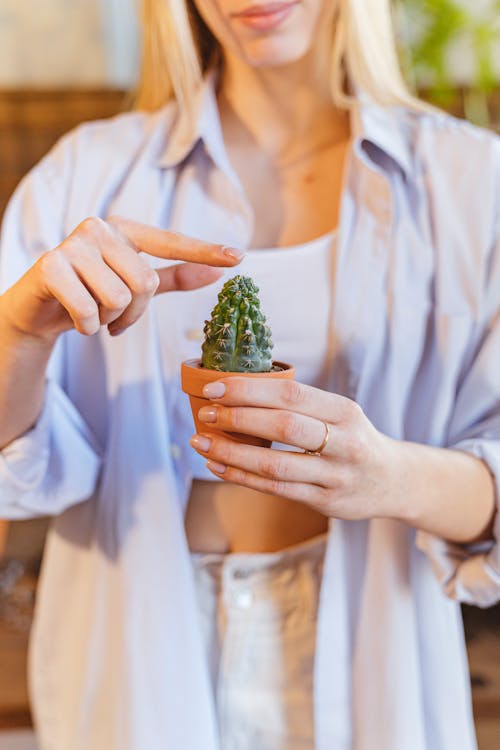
[201,275,273,372]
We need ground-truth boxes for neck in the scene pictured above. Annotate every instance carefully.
[217,51,350,163]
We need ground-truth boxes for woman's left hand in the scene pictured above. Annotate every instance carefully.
[190,377,402,521]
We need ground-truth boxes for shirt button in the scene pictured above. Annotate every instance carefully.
[185,328,204,342]
[233,589,253,609]
[170,443,181,459]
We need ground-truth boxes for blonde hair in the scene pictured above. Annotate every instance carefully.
[134,0,422,113]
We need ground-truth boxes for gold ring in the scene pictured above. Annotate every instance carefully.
[304,421,330,456]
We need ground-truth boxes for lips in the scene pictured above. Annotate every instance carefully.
[231,1,298,30]
[233,2,297,17]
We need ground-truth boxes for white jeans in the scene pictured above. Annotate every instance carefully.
[191,533,328,750]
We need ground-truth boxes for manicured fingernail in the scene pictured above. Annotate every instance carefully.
[222,246,245,262]
[109,327,126,337]
[203,382,226,398]
[198,406,218,423]
[207,460,226,474]
[190,434,212,452]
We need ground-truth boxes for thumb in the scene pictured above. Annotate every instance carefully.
[155,262,225,294]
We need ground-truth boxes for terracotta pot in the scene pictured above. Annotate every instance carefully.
[181,358,295,447]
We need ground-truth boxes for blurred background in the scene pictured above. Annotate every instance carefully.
[0,1,499,748]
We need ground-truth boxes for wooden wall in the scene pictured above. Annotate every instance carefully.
[0,89,126,219]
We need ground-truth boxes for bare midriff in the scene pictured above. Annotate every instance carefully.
[184,478,329,553]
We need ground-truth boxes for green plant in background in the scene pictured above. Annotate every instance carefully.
[395,0,500,128]
[201,275,273,372]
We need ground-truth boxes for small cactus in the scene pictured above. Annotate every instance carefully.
[201,275,273,372]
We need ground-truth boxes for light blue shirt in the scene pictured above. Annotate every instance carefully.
[0,76,499,749]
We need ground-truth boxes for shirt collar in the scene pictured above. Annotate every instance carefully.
[157,70,413,180]
[158,69,231,173]
[350,96,413,178]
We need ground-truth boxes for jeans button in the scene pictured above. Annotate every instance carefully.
[233,589,253,608]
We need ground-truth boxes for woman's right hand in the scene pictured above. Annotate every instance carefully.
[0,216,244,343]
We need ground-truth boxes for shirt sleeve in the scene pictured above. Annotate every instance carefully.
[0,135,102,519]
[415,207,500,608]
[0,379,102,519]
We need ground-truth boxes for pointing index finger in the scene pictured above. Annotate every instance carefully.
[107,216,245,266]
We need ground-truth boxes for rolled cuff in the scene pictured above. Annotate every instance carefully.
[416,438,500,608]
[0,380,102,519]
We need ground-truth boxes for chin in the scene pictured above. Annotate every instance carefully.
[238,35,311,67]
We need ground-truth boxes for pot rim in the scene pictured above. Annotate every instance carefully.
[181,357,294,373]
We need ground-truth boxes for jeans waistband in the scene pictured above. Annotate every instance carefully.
[191,531,328,579]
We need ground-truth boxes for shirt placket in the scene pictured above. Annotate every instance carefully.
[328,148,394,406]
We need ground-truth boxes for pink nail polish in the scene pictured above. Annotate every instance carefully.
[207,460,226,474]
[190,434,212,452]
[222,246,245,262]
[198,406,217,423]
[203,382,226,398]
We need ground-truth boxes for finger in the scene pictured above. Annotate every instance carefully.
[107,216,245,266]
[201,377,362,425]
[197,404,335,456]
[38,250,100,335]
[206,460,324,505]
[189,431,331,486]
[65,239,133,321]
[155,263,224,294]
[92,238,160,332]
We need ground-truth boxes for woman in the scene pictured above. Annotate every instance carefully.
[0,0,499,748]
